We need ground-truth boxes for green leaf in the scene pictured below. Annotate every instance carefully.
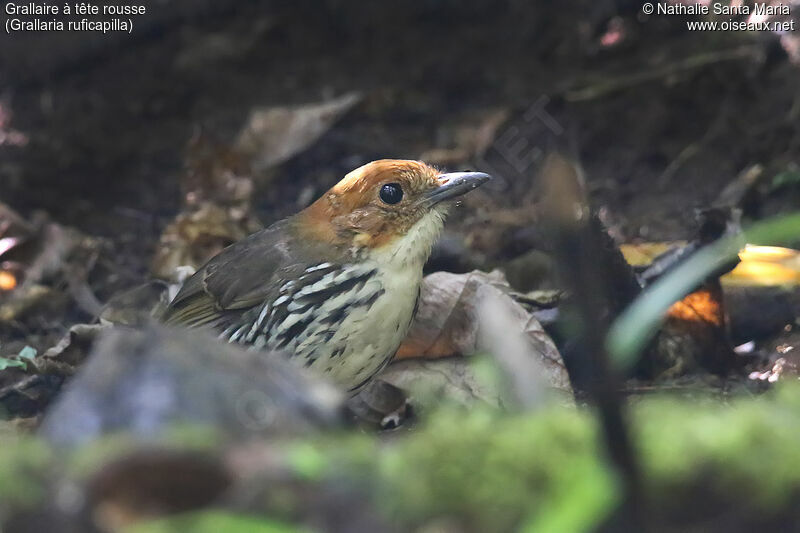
[18,346,37,360]
[0,357,27,371]
[0,346,38,371]
[771,169,800,190]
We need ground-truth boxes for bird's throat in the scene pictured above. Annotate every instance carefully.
[367,208,447,270]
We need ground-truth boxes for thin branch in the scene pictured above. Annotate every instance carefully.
[564,45,762,102]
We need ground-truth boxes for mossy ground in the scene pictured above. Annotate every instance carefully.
[5,384,800,531]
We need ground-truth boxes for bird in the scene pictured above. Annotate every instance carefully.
[162,159,490,394]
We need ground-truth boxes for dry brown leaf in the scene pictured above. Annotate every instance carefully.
[418,108,510,166]
[152,94,361,280]
[619,242,686,267]
[151,133,262,281]
[378,358,503,410]
[181,133,255,210]
[395,270,505,360]
[397,271,516,358]
[151,203,258,281]
[0,203,104,321]
[395,270,571,396]
[235,92,362,172]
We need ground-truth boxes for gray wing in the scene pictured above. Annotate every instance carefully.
[162,219,311,329]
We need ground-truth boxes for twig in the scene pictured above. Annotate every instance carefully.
[715,164,764,209]
[564,45,762,102]
[657,96,734,188]
[539,154,647,530]
[656,143,701,188]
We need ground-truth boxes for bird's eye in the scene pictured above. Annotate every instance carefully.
[379,183,404,205]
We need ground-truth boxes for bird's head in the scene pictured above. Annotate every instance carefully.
[295,159,490,265]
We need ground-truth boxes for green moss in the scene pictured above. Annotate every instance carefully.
[124,510,308,533]
[0,434,51,510]
[322,384,800,530]
[8,385,800,531]
[285,441,328,480]
[374,406,618,531]
[636,383,800,510]
[291,407,617,531]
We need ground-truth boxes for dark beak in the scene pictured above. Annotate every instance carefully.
[425,171,491,205]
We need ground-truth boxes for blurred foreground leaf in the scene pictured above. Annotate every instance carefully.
[0,435,51,510]
[9,385,800,531]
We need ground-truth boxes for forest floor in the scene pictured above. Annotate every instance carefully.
[2,2,800,531]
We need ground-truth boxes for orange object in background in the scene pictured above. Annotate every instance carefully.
[0,270,16,291]
[725,245,800,286]
[619,243,800,287]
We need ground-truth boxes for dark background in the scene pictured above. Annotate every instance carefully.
[1,0,798,279]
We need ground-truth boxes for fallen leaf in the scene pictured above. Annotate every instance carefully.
[152,93,360,281]
[619,242,686,267]
[151,203,258,281]
[418,108,510,166]
[235,92,362,172]
[395,270,506,360]
[41,323,107,367]
[151,133,264,281]
[377,358,502,411]
[395,270,571,397]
